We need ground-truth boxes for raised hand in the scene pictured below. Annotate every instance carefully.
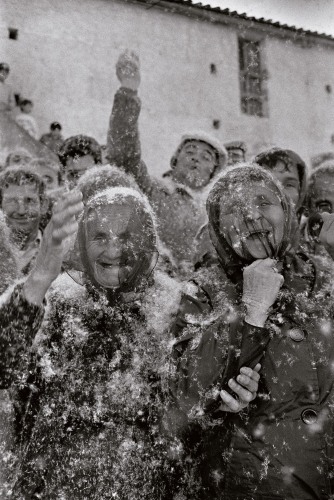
[23,191,83,304]
[116,50,140,91]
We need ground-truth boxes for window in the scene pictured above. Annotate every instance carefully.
[239,38,265,117]
[8,28,18,40]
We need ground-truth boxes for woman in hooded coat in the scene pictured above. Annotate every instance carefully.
[5,179,259,499]
[172,164,334,499]
[9,185,184,499]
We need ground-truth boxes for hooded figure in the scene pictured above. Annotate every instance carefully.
[172,165,334,499]
[10,186,188,499]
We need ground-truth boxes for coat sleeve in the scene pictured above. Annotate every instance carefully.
[169,289,269,425]
[106,87,153,190]
[0,285,45,388]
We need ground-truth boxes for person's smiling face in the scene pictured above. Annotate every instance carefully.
[219,182,285,260]
[85,203,132,288]
[85,200,155,289]
[2,183,42,238]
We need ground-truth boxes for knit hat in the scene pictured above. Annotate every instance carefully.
[224,141,247,154]
[171,131,228,175]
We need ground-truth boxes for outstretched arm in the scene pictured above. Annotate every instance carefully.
[23,190,83,305]
[106,50,152,192]
[0,191,83,387]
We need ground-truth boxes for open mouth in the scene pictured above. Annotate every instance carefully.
[97,260,120,269]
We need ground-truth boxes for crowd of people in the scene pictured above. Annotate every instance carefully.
[0,50,334,499]
[0,62,64,153]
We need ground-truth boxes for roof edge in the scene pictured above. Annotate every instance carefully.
[128,0,334,46]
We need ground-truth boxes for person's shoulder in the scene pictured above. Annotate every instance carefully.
[47,272,86,303]
[142,270,184,335]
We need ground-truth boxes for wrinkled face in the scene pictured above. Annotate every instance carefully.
[2,183,42,236]
[37,165,59,192]
[219,182,285,260]
[270,160,300,207]
[173,140,218,189]
[85,203,152,289]
[227,148,245,166]
[309,173,334,214]
[65,154,94,188]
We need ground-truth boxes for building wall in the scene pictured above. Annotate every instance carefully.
[2,0,334,175]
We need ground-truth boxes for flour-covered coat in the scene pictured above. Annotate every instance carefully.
[171,167,334,500]
[3,187,192,499]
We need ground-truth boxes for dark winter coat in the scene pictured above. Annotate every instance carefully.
[172,167,334,499]
[11,271,184,499]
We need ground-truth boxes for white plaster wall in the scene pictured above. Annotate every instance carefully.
[1,0,334,176]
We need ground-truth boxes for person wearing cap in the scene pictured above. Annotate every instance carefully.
[106,51,228,275]
[40,122,64,154]
[58,135,102,189]
[224,140,247,166]
[0,63,15,113]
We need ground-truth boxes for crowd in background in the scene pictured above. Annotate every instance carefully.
[0,51,334,499]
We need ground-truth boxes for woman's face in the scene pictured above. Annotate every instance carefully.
[85,202,150,289]
[219,182,286,260]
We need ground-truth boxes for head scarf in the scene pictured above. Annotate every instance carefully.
[207,164,299,282]
[77,187,158,295]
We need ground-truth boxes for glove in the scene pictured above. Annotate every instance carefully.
[242,258,284,327]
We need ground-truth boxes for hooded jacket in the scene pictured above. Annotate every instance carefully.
[194,147,307,269]
[172,166,334,499]
[8,187,190,499]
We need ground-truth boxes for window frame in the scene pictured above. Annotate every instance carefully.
[238,35,268,118]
